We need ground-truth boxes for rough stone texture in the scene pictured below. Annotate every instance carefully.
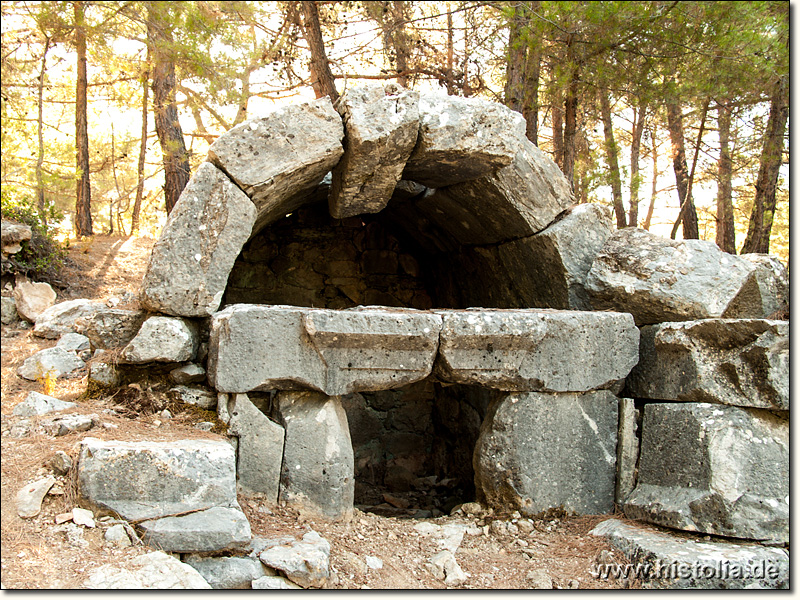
[74,308,147,349]
[403,93,525,188]
[591,519,789,589]
[435,309,638,392]
[740,253,789,317]
[586,228,763,325]
[259,530,331,588]
[626,319,788,411]
[139,162,257,317]
[119,316,199,364]
[168,385,218,410]
[1,295,19,324]
[1,220,32,255]
[13,281,56,322]
[169,363,206,384]
[624,403,788,542]
[33,299,106,339]
[329,83,419,218]
[104,524,132,547]
[50,450,74,475]
[17,346,85,381]
[226,393,285,500]
[494,203,613,309]
[208,305,442,395]
[89,360,120,388]
[427,550,468,586]
[275,391,354,520]
[208,98,344,234]
[252,575,302,589]
[422,139,573,245]
[12,391,77,416]
[77,438,239,522]
[56,332,91,352]
[139,506,251,553]
[85,551,212,589]
[183,556,266,589]
[16,476,56,518]
[616,398,639,505]
[53,413,95,436]
[474,390,619,516]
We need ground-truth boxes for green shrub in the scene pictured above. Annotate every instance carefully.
[1,190,67,285]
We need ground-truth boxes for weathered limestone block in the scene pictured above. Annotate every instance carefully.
[13,391,76,416]
[56,332,91,352]
[1,220,32,255]
[624,403,788,542]
[208,305,442,395]
[170,363,206,384]
[403,94,525,188]
[591,518,789,589]
[85,551,212,589]
[119,316,199,364]
[329,83,419,218]
[139,506,251,553]
[616,398,639,505]
[74,308,147,349]
[226,393,285,501]
[474,390,619,516]
[259,530,331,588]
[495,203,613,309]
[77,438,239,521]
[208,98,344,232]
[33,299,105,339]
[139,162,256,317]
[1,295,19,324]
[168,385,218,410]
[17,346,85,380]
[274,391,354,520]
[627,319,788,411]
[586,228,763,325]
[13,281,56,322]
[434,309,639,392]
[740,253,789,317]
[418,139,572,245]
[183,556,266,589]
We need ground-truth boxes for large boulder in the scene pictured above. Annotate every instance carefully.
[139,162,257,317]
[119,316,199,364]
[75,308,147,349]
[474,390,619,516]
[208,98,344,233]
[274,391,354,520]
[740,253,789,317]
[17,346,85,381]
[77,438,239,522]
[139,506,251,553]
[624,403,788,542]
[626,319,788,411]
[13,280,56,322]
[208,305,442,395]
[586,228,763,325]
[33,299,105,339]
[182,556,266,589]
[329,83,419,218]
[402,94,525,188]
[1,295,19,324]
[434,309,638,392]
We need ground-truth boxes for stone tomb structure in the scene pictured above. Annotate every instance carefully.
[79,85,786,555]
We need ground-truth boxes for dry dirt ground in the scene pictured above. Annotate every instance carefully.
[1,235,636,590]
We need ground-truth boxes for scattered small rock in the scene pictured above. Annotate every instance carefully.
[12,391,76,417]
[426,550,468,586]
[72,507,96,528]
[16,476,56,518]
[259,530,331,588]
[104,524,132,547]
[365,556,383,570]
[526,569,553,589]
[169,363,206,385]
[252,575,302,589]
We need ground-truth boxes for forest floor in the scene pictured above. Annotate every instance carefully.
[1,234,637,590]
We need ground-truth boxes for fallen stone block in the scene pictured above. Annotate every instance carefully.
[77,438,239,521]
[13,280,56,322]
[17,346,85,381]
[616,398,639,505]
[434,309,638,392]
[591,518,789,589]
[403,93,525,188]
[168,385,218,410]
[56,332,91,352]
[740,254,789,318]
[183,556,266,589]
[88,360,120,388]
[1,295,19,324]
[140,162,257,317]
[139,506,251,553]
[119,316,199,364]
[169,363,206,384]
[1,220,32,255]
[329,83,419,218]
[85,551,212,589]
[53,413,95,436]
[259,530,331,588]
[208,305,442,395]
[33,299,105,339]
[624,403,788,542]
[74,308,147,349]
[474,390,618,516]
[626,319,788,411]
[275,391,354,520]
[208,98,344,233]
[586,228,763,325]
[13,391,76,417]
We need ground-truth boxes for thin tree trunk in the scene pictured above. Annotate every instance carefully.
[561,69,579,189]
[445,5,456,95]
[643,125,658,231]
[504,4,526,114]
[552,98,563,170]
[295,1,339,103]
[715,100,735,253]
[600,90,626,228]
[629,103,646,228]
[131,59,149,235]
[74,1,93,237]
[741,74,789,254]
[36,36,50,225]
[522,38,540,145]
[670,98,708,239]
[666,102,698,239]
[391,1,410,87]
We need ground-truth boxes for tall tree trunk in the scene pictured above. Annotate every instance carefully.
[629,103,646,228]
[294,1,338,103]
[666,102,698,239]
[504,1,540,145]
[741,74,789,254]
[561,69,579,189]
[552,98,563,170]
[522,33,540,145]
[36,36,50,225]
[391,1,410,87]
[147,3,190,215]
[643,125,658,231]
[74,1,93,237]
[600,90,626,228]
[670,98,708,239]
[131,59,149,235]
[715,100,735,253]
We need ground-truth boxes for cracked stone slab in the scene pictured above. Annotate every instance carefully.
[474,390,619,516]
[434,309,638,392]
[591,518,789,589]
[626,319,788,410]
[208,305,442,395]
[624,403,788,542]
[329,83,419,218]
[139,506,251,553]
